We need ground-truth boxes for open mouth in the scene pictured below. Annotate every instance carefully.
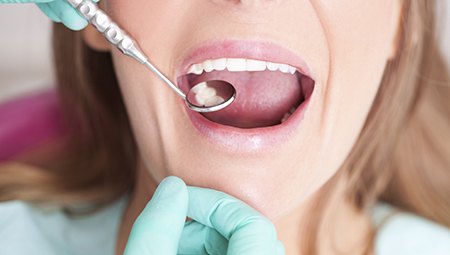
[178,58,315,129]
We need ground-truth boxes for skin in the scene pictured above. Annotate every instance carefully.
[84,0,402,254]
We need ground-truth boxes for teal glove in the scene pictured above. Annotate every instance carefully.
[124,176,285,255]
[1,0,98,30]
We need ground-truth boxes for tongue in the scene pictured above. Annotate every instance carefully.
[188,70,303,128]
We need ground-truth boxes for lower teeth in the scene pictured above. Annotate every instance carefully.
[280,107,297,123]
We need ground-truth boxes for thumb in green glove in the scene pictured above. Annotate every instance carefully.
[1,0,99,30]
[124,176,189,254]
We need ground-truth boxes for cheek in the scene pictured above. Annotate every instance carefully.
[317,0,395,98]
[313,0,396,167]
[105,0,195,60]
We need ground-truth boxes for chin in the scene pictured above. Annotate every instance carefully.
[169,159,307,221]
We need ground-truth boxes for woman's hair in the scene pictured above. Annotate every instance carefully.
[1,0,449,253]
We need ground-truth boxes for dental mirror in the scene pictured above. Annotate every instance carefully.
[186,80,236,112]
[142,62,236,113]
[67,0,236,113]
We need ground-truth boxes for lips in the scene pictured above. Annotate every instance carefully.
[175,40,315,151]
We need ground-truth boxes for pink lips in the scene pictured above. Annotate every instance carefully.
[176,40,315,153]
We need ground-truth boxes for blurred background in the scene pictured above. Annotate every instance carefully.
[0,4,53,103]
[0,2,449,103]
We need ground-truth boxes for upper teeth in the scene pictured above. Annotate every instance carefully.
[187,58,297,75]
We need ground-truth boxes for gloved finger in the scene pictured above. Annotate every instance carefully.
[36,3,61,22]
[178,220,228,255]
[187,187,284,255]
[205,227,228,255]
[39,0,100,30]
[277,240,286,255]
[1,0,53,3]
[204,225,228,255]
[123,176,188,255]
[178,220,208,255]
[47,0,87,30]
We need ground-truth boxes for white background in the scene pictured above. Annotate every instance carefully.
[0,2,449,103]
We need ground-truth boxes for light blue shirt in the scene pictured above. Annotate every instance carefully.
[372,203,450,255]
[0,197,449,255]
[0,197,127,255]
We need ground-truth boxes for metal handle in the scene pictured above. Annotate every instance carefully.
[65,0,186,98]
[66,0,147,63]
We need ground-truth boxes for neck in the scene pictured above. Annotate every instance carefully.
[274,172,373,255]
[115,163,372,255]
[115,160,158,255]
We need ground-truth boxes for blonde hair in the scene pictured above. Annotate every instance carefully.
[1,0,449,253]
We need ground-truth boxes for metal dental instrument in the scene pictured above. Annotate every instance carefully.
[66,0,236,113]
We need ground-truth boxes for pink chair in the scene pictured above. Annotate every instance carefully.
[0,89,66,162]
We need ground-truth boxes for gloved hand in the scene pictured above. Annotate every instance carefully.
[0,0,98,30]
[124,176,285,255]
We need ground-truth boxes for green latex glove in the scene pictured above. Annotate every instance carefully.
[1,0,98,30]
[124,176,285,255]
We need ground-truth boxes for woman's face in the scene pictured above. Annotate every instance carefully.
[101,0,401,220]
